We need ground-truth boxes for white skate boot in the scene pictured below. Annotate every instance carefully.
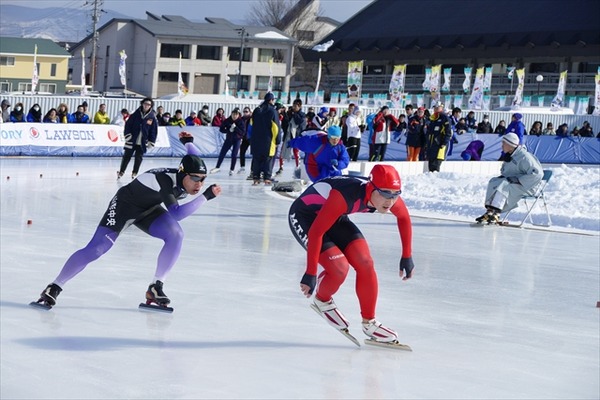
[310,297,359,347]
[362,319,398,343]
[312,297,349,330]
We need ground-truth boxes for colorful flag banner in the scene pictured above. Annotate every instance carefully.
[511,68,525,109]
[80,48,88,96]
[389,64,406,108]
[444,94,453,108]
[313,58,322,104]
[268,58,274,93]
[347,61,363,100]
[225,54,230,98]
[551,70,567,111]
[468,67,485,109]
[454,95,464,108]
[523,96,532,107]
[577,96,589,115]
[567,96,576,110]
[416,94,424,108]
[507,66,516,80]
[177,52,188,98]
[537,95,545,107]
[442,68,452,92]
[422,67,431,91]
[429,65,442,104]
[498,95,507,107]
[483,67,493,92]
[483,95,491,110]
[594,74,600,116]
[462,67,472,93]
[31,44,38,94]
[118,50,127,88]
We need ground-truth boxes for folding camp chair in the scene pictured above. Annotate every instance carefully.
[503,169,553,227]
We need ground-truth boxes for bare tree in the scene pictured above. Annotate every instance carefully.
[245,0,297,28]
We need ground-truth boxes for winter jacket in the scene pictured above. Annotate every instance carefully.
[504,120,525,144]
[371,112,399,144]
[406,114,426,147]
[123,106,158,153]
[250,102,281,157]
[485,145,543,212]
[288,133,350,182]
[219,116,246,141]
[425,112,452,160]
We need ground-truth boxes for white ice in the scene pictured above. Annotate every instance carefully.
[1,157,599,400]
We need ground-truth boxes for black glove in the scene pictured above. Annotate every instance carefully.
[203,184,217,201]
[179,136,194,144]
[300,273,317,294]
[399,257,414,279]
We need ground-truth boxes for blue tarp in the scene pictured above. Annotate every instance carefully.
[1,126,599,164]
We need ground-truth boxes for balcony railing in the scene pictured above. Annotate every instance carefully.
[291,72,597,96]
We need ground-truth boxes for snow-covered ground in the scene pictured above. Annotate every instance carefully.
[1,157,598,400]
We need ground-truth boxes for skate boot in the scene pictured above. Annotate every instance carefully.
[475,212,490,224]
[312,297,349,330]
[145,280,170,306]
[117,171,124,180]
[131,172,137,179]
[487,213,500,225]
[39,283,62,306]
[362,319,398,343]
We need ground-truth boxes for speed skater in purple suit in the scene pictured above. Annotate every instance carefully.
[288,164,415,343]
[35,134,221,308]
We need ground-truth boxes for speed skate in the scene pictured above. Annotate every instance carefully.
[310,303,360,347]
[364,338,412,351]
[138,301,173,313]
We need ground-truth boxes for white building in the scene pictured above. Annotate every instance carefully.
[69,13,296,98]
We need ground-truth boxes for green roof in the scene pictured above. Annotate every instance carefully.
[0,37,71,57]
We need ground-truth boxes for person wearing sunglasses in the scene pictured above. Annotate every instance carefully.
[288,164,414,344]
[34,139,221,310]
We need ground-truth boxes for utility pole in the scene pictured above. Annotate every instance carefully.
[89,0,102,92]
[236,27,248,95]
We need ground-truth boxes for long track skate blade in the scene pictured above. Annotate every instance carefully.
[310,303,360,347]
[138,303,173,313]
[364,338,412,351]
[29,301,52,310]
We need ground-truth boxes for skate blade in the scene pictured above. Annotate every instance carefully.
[364,338,412,351]
[29,301,52,310]
[310,303,360,347]
[138,303,173,313]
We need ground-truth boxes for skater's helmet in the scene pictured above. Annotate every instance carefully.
[179,155,207,174]
[327,125,342,139]
[367,165,401,201]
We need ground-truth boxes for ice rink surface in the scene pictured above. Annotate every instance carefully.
[1,157,599,400]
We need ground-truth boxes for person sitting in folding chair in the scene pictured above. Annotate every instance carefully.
[475,133,543,224]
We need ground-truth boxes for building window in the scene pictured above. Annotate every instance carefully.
[39,83,56,93]
[227,47,252,62]
[160,44,190,59]
[0,56,15,66]
[18,82,32,92]
[0,82,11,92]
[256,76,283,91]
[197,45,221,60]
[258,49,284,63]
[229,75,250,91]
[50,63,57,77]
[297,30,314,41]
[158,71,189,84]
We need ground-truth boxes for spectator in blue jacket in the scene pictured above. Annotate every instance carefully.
[9,102,26,122]
[71,105,90,124]
[503,113,525,144]
[288,125,350,183]
[26,103,43,122]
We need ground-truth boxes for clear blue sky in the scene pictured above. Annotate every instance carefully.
[1,0,373,23]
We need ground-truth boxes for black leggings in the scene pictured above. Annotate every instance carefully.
[119,145,144,174]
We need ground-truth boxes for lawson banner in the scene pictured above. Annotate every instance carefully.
[0,123,599,164]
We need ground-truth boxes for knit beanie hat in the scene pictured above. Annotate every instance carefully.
[502,133,519,148]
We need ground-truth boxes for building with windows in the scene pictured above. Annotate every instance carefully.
[298,0,600,100]
[69,14,296,98]
[0,37,71,94]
